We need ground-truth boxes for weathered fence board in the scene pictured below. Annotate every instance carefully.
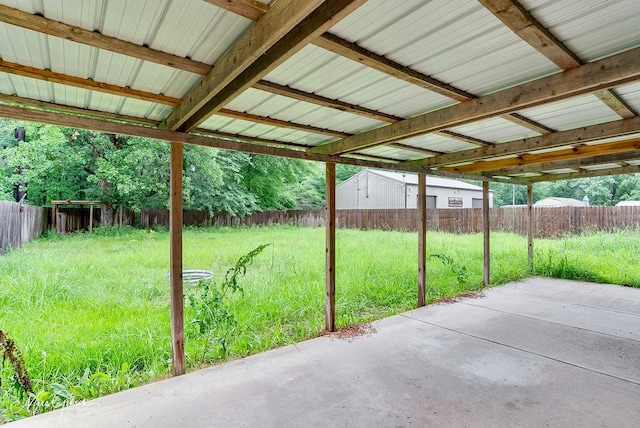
[0,201,48,253]
[4,205,639,249]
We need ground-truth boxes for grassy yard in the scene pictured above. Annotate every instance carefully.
[1,226,639,421]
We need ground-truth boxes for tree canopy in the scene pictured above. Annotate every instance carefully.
[2,119,638,212]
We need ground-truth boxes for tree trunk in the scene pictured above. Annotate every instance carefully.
[13,127,27,202]
[99,178,115,226]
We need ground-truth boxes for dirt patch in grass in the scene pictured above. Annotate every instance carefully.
[321,323,377,341]
[436,290,485,305]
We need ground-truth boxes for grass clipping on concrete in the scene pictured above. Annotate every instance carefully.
[1,226,639,421]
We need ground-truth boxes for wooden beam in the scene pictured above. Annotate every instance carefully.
[311,46,640,155]
[51,200,101,205]
[477,0,581,70]
[0,4,211,75]
[480,1,636,121]
[161,0,326,130]
[482,181,490,287]
[253,80,400,123]
[325,162,336,332]
[527,184,533,271]
[0,60,179,106]
[217,109,350,138]
[483,148,640,177]
[314,33,473,102]
[203,0,268,21]
[390,143,444,156]
[178,0,367,132]
[444,138,640,174]
[593,89,637,119]
[414,116,640,168]
[0,103,530,183]
[0,93,160,126]
[170,142,185,376]
[193,128,311,150]
[0,92,322,150]
[162,0,366,132]
[417,173,426,307]
[435,130,493,147]
[502,113,554,135]
[522,164,640,183]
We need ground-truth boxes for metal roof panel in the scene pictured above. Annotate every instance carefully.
[522,0,640,62]
[448,117,540,143]
[517,94,621,131]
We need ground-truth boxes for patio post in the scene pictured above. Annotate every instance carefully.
[325,162,336,332]
[418,173,427,307]
[170,142,185,376]
[527,184,534,271]
[483,181,490,287]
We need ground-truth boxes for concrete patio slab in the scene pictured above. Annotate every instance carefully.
[12,278,640,427]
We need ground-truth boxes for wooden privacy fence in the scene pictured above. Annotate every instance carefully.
[0,200,48,253]
[5,205,640,243]
[226,206,640,238]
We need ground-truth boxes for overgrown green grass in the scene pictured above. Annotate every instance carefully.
[1,226,638,422]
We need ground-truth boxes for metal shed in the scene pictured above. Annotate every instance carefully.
[336,169,494,209]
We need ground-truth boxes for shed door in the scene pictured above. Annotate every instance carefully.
[472,198,483,208]
[427,196,436,209]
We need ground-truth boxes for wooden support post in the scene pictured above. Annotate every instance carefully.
[527,185,534,272]
[170,142,185,376]
[325,162,336,332]
[52,204,56,231]
[89,204,94,233]
[482,181,490,287]
[417,173,427,307]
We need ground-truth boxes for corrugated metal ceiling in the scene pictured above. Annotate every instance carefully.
[0,0,638,183]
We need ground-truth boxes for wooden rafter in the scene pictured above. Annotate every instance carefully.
[0,60,180,106]
[193,128,312,151]
[217,109,350,138]
[161,0,366,132]
[0,62,354,139]
[0,93,159,126]
[441,138,640,174]
[593,89,637,119]
[204,0,551,144]
[413,116,640,168]
[522,164,640,183]
[313,33,473,102]
[435,130,493,147]
[253,80,400,123]
[502,113,554,134]
[478,0,636,120]
[390,143,444,156]
[203,0,268,21]
[311,46,640,155]
[0,4,211,75]
[0,102,528,184]
[482,148,640,177]
[0,92,317,153]
[477,0,581,70]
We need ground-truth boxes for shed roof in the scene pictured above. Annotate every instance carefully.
[367,169,489,191]
[1,0,640,183]
[534,197,586,207]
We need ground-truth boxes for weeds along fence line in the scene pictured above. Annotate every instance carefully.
[0,201,48,253]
